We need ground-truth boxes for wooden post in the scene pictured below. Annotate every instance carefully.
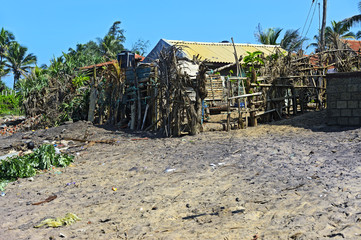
[226,78,231,131]
[133,68,142,130]
[291,86,297,116]
[87,67,97,122]
[130,102,136,130]
[286,87,290,115]
[248,69,257,127]
[231,37,242,129]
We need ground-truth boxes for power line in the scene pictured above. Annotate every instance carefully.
[305,0,319,38]
[301,0,316,37]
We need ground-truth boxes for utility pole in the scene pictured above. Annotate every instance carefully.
[320,0,327,51]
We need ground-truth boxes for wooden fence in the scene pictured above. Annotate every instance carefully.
[0,90,16,96]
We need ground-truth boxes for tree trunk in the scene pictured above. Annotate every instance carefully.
[320,0,327,52]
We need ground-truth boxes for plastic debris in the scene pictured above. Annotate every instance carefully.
[34,213,81,228]
[164,168,176,173]
[1,192,5,197]
[112,187,117,191]
[27,142,35,150]
[0,151,19,161]
[54,147,61,154]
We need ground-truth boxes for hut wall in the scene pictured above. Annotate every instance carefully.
[327,72,361,126]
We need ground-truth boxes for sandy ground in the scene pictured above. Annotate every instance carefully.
[1,110,361,240]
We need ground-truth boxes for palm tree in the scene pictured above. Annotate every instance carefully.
[0,59,10,78]
[255,24,307,52]
[357,31,361,39]
[325,21,355,49]
[308,21,355,51]
[280,29,308,52]
[0,28,15,81]
[107,21,126,42]
[255,24,283,45]
[98,34,124,60]
[0,28,14,58]
[343,2,361,28]
[4,41,37,89]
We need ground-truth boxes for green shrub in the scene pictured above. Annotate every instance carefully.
[0,144,74,190]
[0,93,22,115]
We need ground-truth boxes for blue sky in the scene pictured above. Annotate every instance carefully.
[1,0,360,88]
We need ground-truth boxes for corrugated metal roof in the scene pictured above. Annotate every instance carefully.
[165,40,285,63]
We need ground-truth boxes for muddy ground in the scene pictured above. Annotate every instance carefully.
[1,110,361,240]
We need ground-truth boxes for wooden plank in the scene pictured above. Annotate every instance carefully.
[228,92,262,100]
[256,109,276,116]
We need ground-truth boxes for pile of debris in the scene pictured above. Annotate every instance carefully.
[0,115,43,136]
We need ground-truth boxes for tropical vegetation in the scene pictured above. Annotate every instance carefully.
[0,28,15,82]
[255,24,308,52]
[4,42,37,89]
[308,20,357,51]
[343,1,361,29]
[0,144,74,191]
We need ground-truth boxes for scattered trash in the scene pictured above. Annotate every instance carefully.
[34,213,81,228]
[164,168,176,173]
[66,182,76,186]
[182,208,245,220]
[0,151,19,161]
[1,192,5,197]
[251,234,259,240]
[99,218,111,223]
[55,147,61,154]
[27,142,35,150]
[28,177,34,182]
[130,137,149,141]
[128,167,138,171]
[112,187,117,191]
[59,233,66,238]
[32,195,57,205]
[210,163,217,169]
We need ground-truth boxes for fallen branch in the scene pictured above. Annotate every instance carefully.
[32,195,57,205]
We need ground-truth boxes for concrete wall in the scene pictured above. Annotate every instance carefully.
[327,72,361,126]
